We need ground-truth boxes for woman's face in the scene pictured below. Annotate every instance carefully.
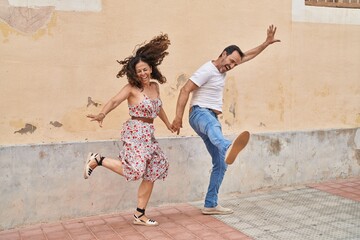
[135,60,152,84]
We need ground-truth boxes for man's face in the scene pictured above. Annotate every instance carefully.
[218,51,242,73]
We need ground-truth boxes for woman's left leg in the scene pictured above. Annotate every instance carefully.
[133,179,159,226]
[137,179,154,209]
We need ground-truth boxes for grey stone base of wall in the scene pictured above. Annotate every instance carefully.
[1,128,359,230]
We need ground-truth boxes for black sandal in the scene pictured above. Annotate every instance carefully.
[83,152,104,179]
[133,208,159,226]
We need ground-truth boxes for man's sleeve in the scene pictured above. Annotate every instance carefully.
[189,63,211,87]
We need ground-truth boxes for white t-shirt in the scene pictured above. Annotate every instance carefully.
[190,61,226,112]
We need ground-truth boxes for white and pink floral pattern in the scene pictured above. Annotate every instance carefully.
[119,95,169,182]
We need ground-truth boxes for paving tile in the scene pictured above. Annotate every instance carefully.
[45,230,71,240]
[142,229,168,239]
[209,226,233,236]
[222,230,250,240]
[119,232,146,240]
[92,229,119,238]
[41,223,65,233]
[70,233,96,240]
[19,228,44,237]
[169,231,198,240]
[102,215,126,223]
[21,236,46,240]
[83,217,106,226]
[192,228,219,238]
[62,221,85,230]
[0,231,21,240]
[183,222,206,231]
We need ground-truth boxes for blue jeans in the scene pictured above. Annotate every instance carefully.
[189,105,231,208]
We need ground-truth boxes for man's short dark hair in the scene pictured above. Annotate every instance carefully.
[221,45,245,59]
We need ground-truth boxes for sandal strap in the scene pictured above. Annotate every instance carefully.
[97,156,105,166]
[135,207,145,218]
[93,153,105,166]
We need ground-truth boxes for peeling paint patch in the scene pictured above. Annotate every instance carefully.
[50,121,63,127]
[32,12,57,40]
[259,122,266,127]
[317,130,326,143]
[223,76,239,126]
[0,21,17,40]
[224,120,231,126]
[265,160,286,183]
[0,1,54,34]
[268,139,282,156]
[39,150,47,159]
[355,150,360,165]
[354,128,360,149]
[9,119,26,129]
[228,102,236,118]
[8,0,102,12]
[87,97,101,107]
[278,83,285,122]
[356,113,360,124]
[176,74,188,89]
[14,123,37,134]
[314,85,330,97]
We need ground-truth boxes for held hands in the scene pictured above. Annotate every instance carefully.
[166,122,176,133]
[265,25,281,45]
[171,118,182,135]
[86,113,106,127]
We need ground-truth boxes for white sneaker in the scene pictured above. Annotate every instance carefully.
[202,205,233,215]
[225,131,250,165]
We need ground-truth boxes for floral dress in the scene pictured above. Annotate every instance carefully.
[119,95,169,182]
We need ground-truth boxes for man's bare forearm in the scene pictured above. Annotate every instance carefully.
[175,88,190,122]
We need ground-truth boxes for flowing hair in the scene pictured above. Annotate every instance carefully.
[116,34,170,89]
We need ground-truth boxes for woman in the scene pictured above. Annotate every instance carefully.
[84,34,174,226]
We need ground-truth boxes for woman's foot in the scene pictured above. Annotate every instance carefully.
[133,209,159,226]
[83,152,104,179]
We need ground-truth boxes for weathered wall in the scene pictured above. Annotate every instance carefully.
[0,0,359,145]
[0,128,359,230]
[0,0,359,231]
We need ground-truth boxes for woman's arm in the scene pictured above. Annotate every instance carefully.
[87,84,132,127]
[158,106,174,133]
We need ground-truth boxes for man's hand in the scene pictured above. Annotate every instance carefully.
[171,118,183,135]
[265,25,281,45]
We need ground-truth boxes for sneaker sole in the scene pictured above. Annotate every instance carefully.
[202,210,234,215]
[225,131,250,165]
[83,152,93,179]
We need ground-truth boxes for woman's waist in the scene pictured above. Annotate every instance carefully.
[131,116,154,123]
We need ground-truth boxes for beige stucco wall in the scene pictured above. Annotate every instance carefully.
[0,0,359,145]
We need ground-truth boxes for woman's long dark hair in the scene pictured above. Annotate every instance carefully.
[116,34,170,89]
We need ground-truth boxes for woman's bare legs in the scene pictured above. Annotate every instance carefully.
[86,155,157,224]
[88,156,124,176]
[134,180,155,221]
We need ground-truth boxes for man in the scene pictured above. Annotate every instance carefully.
[172,25,280,215]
